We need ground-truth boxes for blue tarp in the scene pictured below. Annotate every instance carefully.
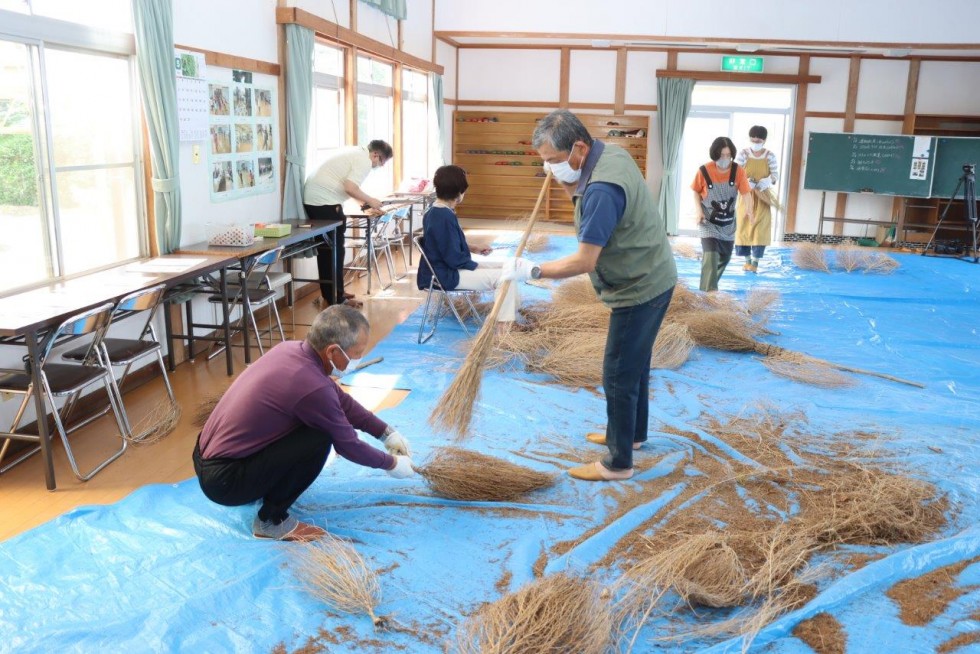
[2,239,979,653]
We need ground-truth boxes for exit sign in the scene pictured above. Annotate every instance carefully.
[721,56,765,73]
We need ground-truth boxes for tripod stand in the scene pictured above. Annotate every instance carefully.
[923,164,978,264]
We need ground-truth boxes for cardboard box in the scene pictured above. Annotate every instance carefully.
[254,223,292,238]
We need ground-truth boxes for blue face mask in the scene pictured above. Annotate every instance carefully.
[716,158,732,170]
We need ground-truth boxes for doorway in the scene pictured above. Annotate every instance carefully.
[676,84,795,238]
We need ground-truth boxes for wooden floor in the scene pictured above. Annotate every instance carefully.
[0,246,427,542]
[0,223,568,542]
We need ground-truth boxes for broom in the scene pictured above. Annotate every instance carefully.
[677,310,924,388]
[429,172,552,438]
[416,447,556,502]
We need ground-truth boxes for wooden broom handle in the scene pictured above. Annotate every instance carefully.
[514,171,553,258]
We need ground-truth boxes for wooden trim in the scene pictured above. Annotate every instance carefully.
[895,59,922,232]
[559,47,570,108]
[397,16,403,52]
[277,7,444,75]
[656,69,821,84]
[453,99,658,112]
[902,59,921,133]
[393,62,403,188]
[804,111,904,121]
[433,30,980,52]
[173,44,280,75]
[785,55,809,234]
[614,47,627,115]
[277,24,288,211]
[140,113,157,257]
[834,56,862,235]
[350,0,357,32]
[439,42,980,62]
[445,98,458,106]
[435,34,462,48]
[345,47,356,144]
[667,50,677,70]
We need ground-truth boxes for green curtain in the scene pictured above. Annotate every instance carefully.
[431,73,445,167]
[656,77,695,234]
[282,24,314,220]
[132,0,181,253]
[359,0,407,21]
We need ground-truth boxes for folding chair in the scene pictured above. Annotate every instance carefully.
[345,213,396,291]
[382,205,411,279]
[208,246,287,356]
[414,234,484,344]
[62,284,176,441]
[0,302,128,481]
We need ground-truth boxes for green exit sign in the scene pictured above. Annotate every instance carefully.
[721,56,765,73]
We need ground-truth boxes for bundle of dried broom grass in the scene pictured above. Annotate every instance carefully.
[293,533,387,629]
[792,243,831,272]
[761,354,856,388]
[455,573,614,654]
[834,246,869,272]
[863,252,900,274]
[652,322,695,370]
[671,241,699,259]
[416,447,556,502]
[551,275,599,307]
[128,402,182,444]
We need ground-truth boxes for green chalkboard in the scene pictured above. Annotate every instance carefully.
[803,132,934,198]
[931,137,980,199]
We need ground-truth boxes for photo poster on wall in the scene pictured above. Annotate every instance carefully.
[175,50,208,141]
[207,68,278,202]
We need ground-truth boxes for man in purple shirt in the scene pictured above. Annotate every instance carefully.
[193,305,414,541]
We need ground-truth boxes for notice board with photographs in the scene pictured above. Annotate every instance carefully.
[208,69,278,202]
[803,132,935,198]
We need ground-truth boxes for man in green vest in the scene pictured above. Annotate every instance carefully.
[502,109,677,481]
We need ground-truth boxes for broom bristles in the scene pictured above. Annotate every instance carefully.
[192,389,227,427]
[292,532,385,627]
[416,447,556,502]
[792,243,831,272]
[455,574,614,654]
[128,402,182,444]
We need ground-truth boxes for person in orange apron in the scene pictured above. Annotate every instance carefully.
[735,126,779,273]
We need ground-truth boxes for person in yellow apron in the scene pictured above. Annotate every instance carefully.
[735,126,779,273]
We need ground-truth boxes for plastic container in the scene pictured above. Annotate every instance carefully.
[206,223,254,247]
[254,223,292,238]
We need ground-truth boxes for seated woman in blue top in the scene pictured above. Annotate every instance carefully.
[417,165,521,333]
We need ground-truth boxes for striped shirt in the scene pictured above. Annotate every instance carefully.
[735,148,779,182]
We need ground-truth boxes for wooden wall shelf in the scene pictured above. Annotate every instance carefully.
[452,110,649,223]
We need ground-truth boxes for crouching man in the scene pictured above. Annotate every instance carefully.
[193,305,414,541]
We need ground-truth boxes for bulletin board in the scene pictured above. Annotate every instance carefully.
[207,69,278,202]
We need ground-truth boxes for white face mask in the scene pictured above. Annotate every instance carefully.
[716,158,732,170]
[545,159,582,184]
[332,346,362,377]
[750,142,765,152]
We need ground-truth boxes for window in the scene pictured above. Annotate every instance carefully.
[401,69,430,185]
[0,3,142,294]
[356,54,393,194]
[309,42,345,165]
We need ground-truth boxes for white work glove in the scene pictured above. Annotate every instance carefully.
[756,178,773,191]
[386,455,415,479]
[381,429,411,456]
[748,179,757,190]
[499,257,535,282]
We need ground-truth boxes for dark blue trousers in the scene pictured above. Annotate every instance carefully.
[601,286,674,471]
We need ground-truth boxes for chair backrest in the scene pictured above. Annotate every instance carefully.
[244,246,285,293]
[42,302,116,365]
[412,235,446,291]
[113,283,167,340]
[255,246,285,267]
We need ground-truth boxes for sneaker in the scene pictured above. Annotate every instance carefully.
[568,461,634,481]
[585,432,642,450]
[252,516,327,542]
[743,262,753,271]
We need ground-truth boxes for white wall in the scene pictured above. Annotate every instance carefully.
[288,0,352,28]
[435,0,980,44]
[458,49,561,102]
[916,62,980,115]
[403,0,434,61]
[174,0,278,63]
[436,38,457,164]
[568,51,616,104]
